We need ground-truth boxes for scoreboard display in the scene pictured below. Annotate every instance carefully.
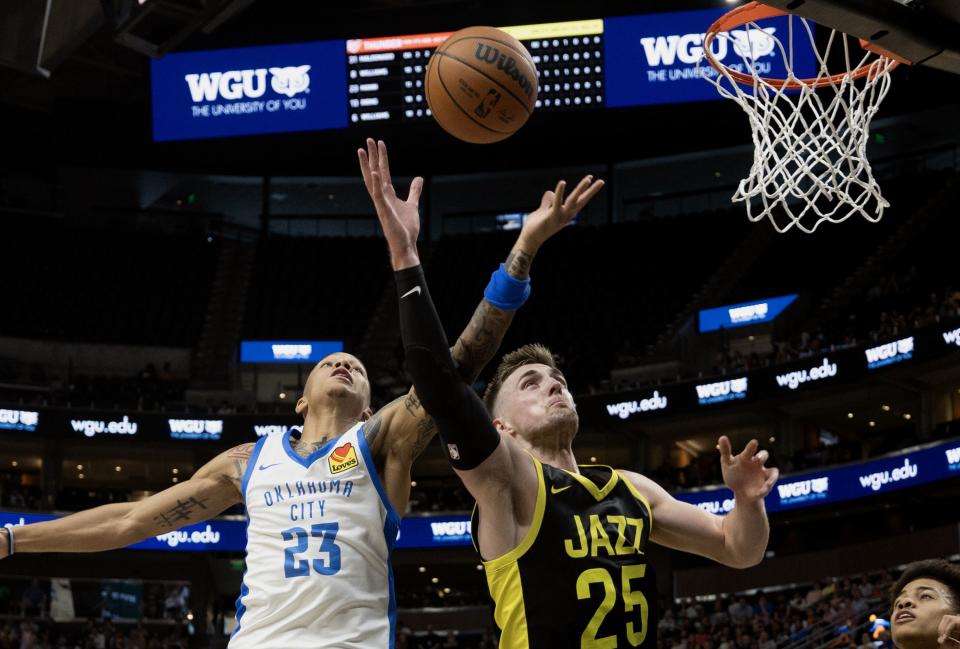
[345,19,604,124]
[151,9,817,141]
[346,32,449,124]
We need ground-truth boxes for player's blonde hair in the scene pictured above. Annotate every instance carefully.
[482,343,558,415]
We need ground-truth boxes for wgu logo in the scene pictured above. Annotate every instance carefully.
[269,65,311,97]
[776,477,829,505]
[942,327,960,347]
[728,302,769,324]
[640,27,777,67]
[0,408,39,432]
[695,377,748,405]
[430,521,471,539]
[728,28,777,60]
[184,65,311,102]
[864,336,914,369]
[946,447,960,470]
[254,424,290,438]
[169,419,223,440]
[272,344,313,360]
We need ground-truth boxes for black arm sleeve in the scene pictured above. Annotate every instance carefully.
[395,265,501,470]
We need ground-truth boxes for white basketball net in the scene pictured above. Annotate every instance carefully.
[699,12,899,233]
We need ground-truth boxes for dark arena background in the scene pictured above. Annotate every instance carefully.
[2,0,960,647]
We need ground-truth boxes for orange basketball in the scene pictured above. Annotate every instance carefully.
[425,26,538,144]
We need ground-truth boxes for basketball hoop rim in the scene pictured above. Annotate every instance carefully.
[703,1,903,90]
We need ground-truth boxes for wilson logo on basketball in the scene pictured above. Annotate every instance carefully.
[328,442,359,474]
[473,44,535,99]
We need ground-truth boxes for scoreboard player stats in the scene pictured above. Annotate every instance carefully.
[345,19,605,125]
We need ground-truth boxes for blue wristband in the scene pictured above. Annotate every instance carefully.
[3,524,13,556]
[483,263,531,310]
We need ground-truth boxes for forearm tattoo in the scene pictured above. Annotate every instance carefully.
[153,497,209,529]
[452,299,515,383]
[505,248,534,279]
[400,392,438,458]
[411,417,437,459]
[222,443,255,489]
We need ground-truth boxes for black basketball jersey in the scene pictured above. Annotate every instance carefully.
[471,456,657,649]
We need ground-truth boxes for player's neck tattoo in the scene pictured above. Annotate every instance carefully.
[290,436,333,458]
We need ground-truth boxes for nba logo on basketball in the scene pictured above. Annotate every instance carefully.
[328,442,359,474]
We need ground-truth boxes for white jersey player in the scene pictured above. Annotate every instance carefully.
[0,138,604,647]
[234,422,400,648]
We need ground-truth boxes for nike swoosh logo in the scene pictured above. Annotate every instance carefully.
[551,485,572,494]
[401,286,422,299]
[258,463,282,471]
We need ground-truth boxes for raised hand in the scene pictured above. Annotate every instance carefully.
[719,436,779,502]
[519,175,605,252]
[358,138,424,270]
[939,614,960,649]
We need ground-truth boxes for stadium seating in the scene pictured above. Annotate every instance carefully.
[241,235,391,346]
[0,221,218,347]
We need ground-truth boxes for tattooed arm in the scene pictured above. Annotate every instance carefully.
[362,243,531,469]
[0,444,250,557]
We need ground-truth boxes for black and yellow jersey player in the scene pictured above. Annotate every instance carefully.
[375,171,781,648]
[472,459,657,648]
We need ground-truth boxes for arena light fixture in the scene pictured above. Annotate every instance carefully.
[113,0,258,58]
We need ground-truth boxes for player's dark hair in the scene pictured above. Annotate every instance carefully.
[890,559,960,613]
[483,343,559,414]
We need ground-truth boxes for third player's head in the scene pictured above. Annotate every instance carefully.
[483,343,579,447]
[296,352,372,422]
[890,559,960,649]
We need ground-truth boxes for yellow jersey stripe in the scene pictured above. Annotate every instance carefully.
[482,455,547,571]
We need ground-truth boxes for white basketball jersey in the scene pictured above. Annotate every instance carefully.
[230,423,400,649]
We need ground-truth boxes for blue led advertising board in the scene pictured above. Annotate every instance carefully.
[152,40,347,141]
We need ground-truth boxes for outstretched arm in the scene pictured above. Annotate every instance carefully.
[357,138,604,458]
[450,175,601,383]
[0,444,252,558]
[621,436,778,568]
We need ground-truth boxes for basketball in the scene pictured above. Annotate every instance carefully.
[425,26,538,144]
